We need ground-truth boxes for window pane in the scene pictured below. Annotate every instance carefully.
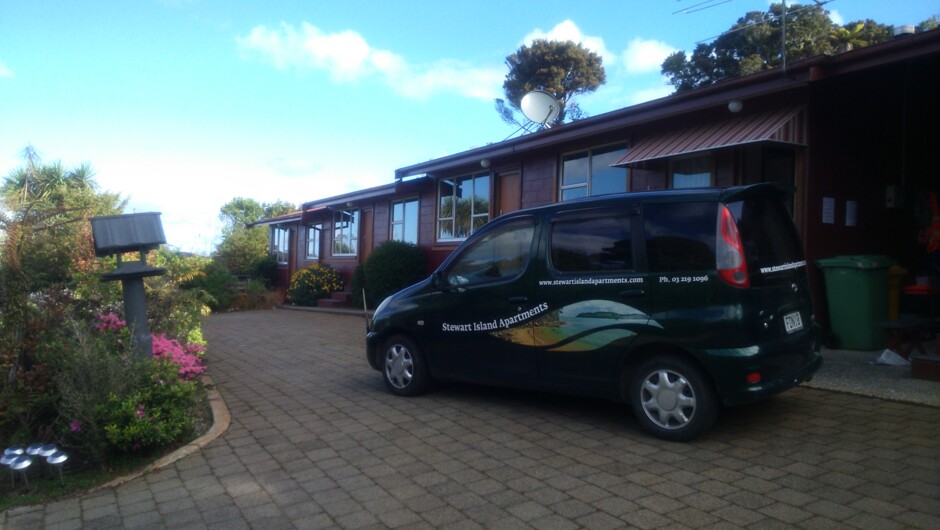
[551,216,633,272]
[439,180,455,218]
[644,202,716,271]
[438,219,453,240]
[333,210,358,256]
[562,152,589,186]
[591,147,628,196]
[562,187,587,201]
[404,200,419,244]
[447,218,535,286]
[728,196,804,286]
[473,175,489,216]
[672,156,711,188]
[393,202,404,222]
[439,174,490,241]
[306,224,320,259]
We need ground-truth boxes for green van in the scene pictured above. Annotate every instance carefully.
[366,183,821,441]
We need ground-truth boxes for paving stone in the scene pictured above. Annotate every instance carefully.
[7,311,939,529]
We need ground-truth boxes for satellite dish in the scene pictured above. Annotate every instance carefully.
[520,90,560,128]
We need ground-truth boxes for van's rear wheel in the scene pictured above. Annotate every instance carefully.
[630,355,718,441]
[382,335,430,397]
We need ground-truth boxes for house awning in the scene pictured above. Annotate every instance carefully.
[612,106,807,166]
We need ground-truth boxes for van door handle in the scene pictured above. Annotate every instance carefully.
[508,296,528,304]
[619,289,645,298]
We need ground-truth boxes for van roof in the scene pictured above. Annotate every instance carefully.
[501,182,792,219]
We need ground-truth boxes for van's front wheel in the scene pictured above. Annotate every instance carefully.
[630,356,718,441]
[382,335,430,397]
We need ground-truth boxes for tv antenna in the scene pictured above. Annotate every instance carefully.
[502,90,561,141]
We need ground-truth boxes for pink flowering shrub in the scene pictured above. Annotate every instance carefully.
[95,312,126,331]
[93,312,206,380]
[151,333,206,381]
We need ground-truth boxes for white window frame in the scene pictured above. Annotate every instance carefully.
[437,173,490,243]
[560,143,629,200]
[391,198,419,245]
[332,210,359,257]
[272,227,290,264]
[305,223,322,260]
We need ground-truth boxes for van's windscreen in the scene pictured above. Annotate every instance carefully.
[727,196,804,284]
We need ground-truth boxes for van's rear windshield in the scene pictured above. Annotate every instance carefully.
[726,195,805,285]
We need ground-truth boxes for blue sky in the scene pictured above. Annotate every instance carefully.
[2,1,936,254]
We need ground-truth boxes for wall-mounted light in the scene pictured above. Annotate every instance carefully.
[728,99,743,113]
[480,158,491,169]
[346,201,355,208]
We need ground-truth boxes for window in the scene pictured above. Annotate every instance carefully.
[726,195,804,287]
[671,155,712,188]
[560,144,629,201]
[438,173,489,241]
[446,217,535,287]
[272,227,290,264]
[551,215,634,273]
[332,210,359,256]
[305,223,321,259]
[643,202,716,272]
[391,199,419,244]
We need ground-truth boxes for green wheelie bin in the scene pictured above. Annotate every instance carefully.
[816,255,895,350]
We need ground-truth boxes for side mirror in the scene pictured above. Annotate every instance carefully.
[432,270,449,291]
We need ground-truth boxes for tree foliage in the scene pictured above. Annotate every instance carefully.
[1,146,126,291]
[497,39,606,127]
[661,3,896,92]
[219,197,266,237]
[214,197,296,276]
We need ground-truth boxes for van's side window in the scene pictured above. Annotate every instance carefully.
[644,203,715,272]
[551,216,633,273]
[446,217,536,286]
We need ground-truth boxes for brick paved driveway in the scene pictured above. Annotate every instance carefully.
[5,309,940,529]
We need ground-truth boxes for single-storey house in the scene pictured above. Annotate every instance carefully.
[258,28,940,325]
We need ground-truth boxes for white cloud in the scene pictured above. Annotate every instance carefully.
[237,22,503,101]
[621,38,677,74]
[829,9,845,26]
[521,19,616,67]
[0,59,13,78]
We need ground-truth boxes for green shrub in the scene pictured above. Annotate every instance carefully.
[350,265,366,309]
[102,361,196,453]
[287,263,344,306]
[362,241,427,307]
[252,254,278,288]
[183,261,237,312]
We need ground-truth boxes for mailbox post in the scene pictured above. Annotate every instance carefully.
[89,212,167,361]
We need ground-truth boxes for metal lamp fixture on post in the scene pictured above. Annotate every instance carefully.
[89,212,168,361]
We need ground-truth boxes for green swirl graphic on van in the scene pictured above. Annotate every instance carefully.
[491,300,651,351]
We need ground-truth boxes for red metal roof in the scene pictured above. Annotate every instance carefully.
[613,106,807,166]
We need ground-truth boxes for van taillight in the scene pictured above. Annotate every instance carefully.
[717,205,750,288]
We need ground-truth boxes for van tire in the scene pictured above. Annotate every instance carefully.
[629,355,718,442]
[382,335,430,397]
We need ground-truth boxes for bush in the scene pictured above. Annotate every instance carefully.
[287,263,344,306]
[252,254,278,288]
[350,265,366,309]
[102,361,196,453]
[182,261,237,312]
[48,313,204,465]
[361,241,427,307]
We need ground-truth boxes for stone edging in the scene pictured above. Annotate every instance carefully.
[91,375,230,492]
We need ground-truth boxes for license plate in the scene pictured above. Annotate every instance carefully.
[784,311,803,334]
